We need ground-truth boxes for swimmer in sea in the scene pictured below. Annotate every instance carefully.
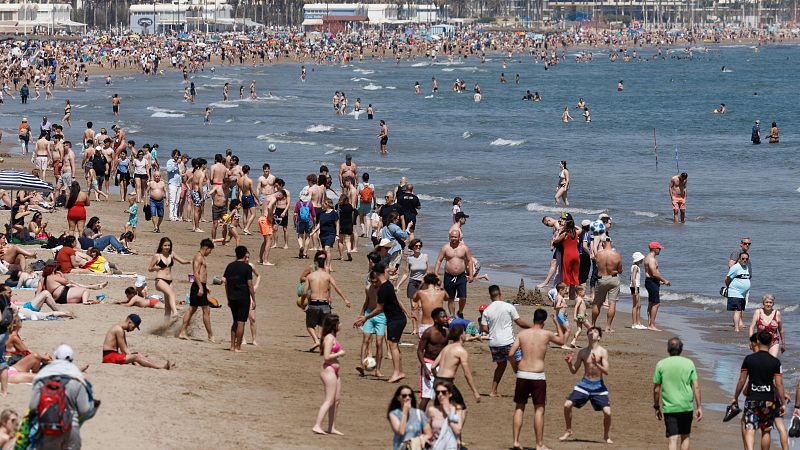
[617,80,624,92]
[714,103,727,114]
[414,81,421,94]
[583,107,591,123]
[500,73,507,84]
[576,98,586,110]
[562,106,573,122]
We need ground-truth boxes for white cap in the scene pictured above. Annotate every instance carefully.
[632,252,645,263]
[598,213,612,221]
[376,238,393,248]
[54,344,74,362]
[581,219,592,227]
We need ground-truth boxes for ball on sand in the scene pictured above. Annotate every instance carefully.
[363,356,377,371]
[268,144,277,153]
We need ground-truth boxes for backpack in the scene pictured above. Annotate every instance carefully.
[359,184,374,204]
[37,377,73,437]
[298,201,312,223]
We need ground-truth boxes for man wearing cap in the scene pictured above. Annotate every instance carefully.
[434,230,475,318]
[644,242,671,331]
[30,344,100,449]
[669,173,688,223]
[481,285,530,397]
[592,237,622,333]
[725,251,751,333]
[102,314,173,369]
[450,211,468,240]
[751,120,761,144]
[339,154,358,188]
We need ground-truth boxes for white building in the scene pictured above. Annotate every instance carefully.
[302,3,439,29]
[129,0,260,33]
[0,2,84,34]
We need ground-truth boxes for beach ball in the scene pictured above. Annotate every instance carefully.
[268,144,277,152]
[590,220,606,236]
[363,356,377,371]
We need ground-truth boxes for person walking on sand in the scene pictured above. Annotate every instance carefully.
[653,337,702,450]
[355,262,412,383]
[102,314,173,369]
[430,325,481,440]
[434,230,475,318]
[223,246,256,353]
[178,239,216,342]
[303,253,351,352]
[313,314,345,436]
[559,327,612,444]
[592,236,622,333]
[669,172,688,223]
[644,242,670,331]
[630,252,646,329]
[748,294,785,358]
[481,284,530,397]
[417,307,449,411]
[509,309,566,450]
[148,237,191,322]
[357,271,386,378]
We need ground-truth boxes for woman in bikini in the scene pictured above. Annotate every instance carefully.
[148,237,190,321]
[554,160,570,206]
[313,314,344,436]
[37,262,107,305]
[65,181,90,238]
[748,293,785,357]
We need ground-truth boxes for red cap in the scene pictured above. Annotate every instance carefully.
[478,304,489,312]
[648,241,664,250]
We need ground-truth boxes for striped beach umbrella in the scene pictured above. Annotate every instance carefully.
[0,170,53,192]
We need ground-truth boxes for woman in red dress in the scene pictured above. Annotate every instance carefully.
[553,213,580,299]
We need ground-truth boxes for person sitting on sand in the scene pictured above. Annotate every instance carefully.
[102,314,172,369]
[114,287,164,309]
[0,232,37,278]
[55,235,92,274]
[6,352,55,384]
[0,409,19,449]
[37,260,108,305]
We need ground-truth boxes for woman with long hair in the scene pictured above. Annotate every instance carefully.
[37,262,106,304]
[426,381,465,450]
[748,294,785,357]
[312,314,344,435]
[0,409,19,449]
[316,198,340,272]
[147,237,190,321]
[553,213,580,299]
[388,385,432,450]
[65,181,89,237]
[554,160,570,206]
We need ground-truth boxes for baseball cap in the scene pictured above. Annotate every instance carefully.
[375,238,393,249]
[478,304,489,312]
[648,241,664,250]
[454,212,469,220]
[53,344,74,362]
[581,219,591,227]
[127,314,142,329]
[598,213,612,221]
[632,252,645,263]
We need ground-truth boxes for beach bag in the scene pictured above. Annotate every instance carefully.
[398,436,424,450]
[359,184,374,204]
[37,377,72,437]
[298,201,311,223]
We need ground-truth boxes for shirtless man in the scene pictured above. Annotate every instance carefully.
[50,134,64,188]
[449,212,468,240]
[592,237,622,333]
[255,163,275,203]
[146,171,166,232]
[412,273,446,337]
[644,242,670,331]
[102,314,172,369]
[34,132,50,181]
[431,325,481,416]
[669,172,688,223]
[378,120,389,155]
[302,253,351,350]
[434,230,475,317]
[58,141,75,195]
[227,155,242,200]
[418,307,449,410]
[258,189,284,266]
[82,122,95,150]
[209,155,229,241]
[339,154,358,188]
[509,309,566,450]
[309,175,327,250]
[559,327,612,444]
[189,159,208,232]
[357,271,386,377]
[238,165,259,234]
[272,178,291,249]
[178,239,215,342]
[111,94,121,117]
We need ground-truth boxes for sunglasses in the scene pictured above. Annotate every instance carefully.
[435,390,449,395]
[741,242,751,246]
[741,257,749,261]
[399,393,412,398]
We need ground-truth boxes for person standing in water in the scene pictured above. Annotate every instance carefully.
[378,120,389,155]
[555,161,570,206]
[668,172,688,223]
[769,122,779,143]
[751,120,761,144]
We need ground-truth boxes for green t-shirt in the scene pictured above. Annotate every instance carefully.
[653,356,697,413]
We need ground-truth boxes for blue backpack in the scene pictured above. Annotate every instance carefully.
[298,201,312,223]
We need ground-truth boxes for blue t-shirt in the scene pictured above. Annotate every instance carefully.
[727,263,751,298]
[391,408,428,450]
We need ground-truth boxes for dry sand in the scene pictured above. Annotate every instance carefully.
[0,152,741,449]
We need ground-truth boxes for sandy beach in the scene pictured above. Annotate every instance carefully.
[0,149,745,449]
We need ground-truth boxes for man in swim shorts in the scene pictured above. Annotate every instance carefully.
[644,242,670,331]
[434,230,475,318]
[592,237,622,333]
[509,309,566,450]
[481,285,529,397]
[417,307,449,410]
[102,314,172,369]
[302,253,350,351]
[178,239,215,342]
[258,190,283,266]
[238,165,259,233]
[669,172,688,223]
[559,327,612,444]
[358,271,386,377]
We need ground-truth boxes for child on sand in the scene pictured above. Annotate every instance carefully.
[554,283,572,349]
[125,193,138,240]
[115,286,164,309]
[630,252,646,330]
[570,285,591,347]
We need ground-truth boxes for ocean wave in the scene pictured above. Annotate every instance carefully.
[441,68,455,72]
[411,62,430,67]
[150,112,184,118]
[360,165,410,173]
[417,194,451,202]
[433,61,463,66]
[385,86,397,90]
[425,95,434,99]
[363,83,383,90]
[633,211,659,218]
[306,124,334,133]
[72,104,88,109]
[416,176,475,186]
[256,134,317,146]
[796,186,800,193]
[353,68,375,75]
[490,138,525,146]
[209,102,239,108]
[350,77,374,82]
[525,203,605,215]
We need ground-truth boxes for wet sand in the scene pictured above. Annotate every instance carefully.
[0,152,741,449]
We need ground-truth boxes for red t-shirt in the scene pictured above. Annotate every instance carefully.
[56,246,75,273]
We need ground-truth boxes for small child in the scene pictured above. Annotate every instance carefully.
[570,285,591,347]
[215,199,241,246]
[125,193,138,240]
[553,282,572,349]
[630,252,645,330]
[452,197,462,223]
[471,257,489,282]
[115,286,164,309]
[119,231,136,253]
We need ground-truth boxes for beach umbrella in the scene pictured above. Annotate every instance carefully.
[0,170,53,231]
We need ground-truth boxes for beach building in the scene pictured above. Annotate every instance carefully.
[0,2,84,34]
[129,0,261,33]
[302,3,440,30]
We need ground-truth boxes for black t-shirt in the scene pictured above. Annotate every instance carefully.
[742,351,781,401]
[379,203,401,226]
[319,210,339,236]
[92,154,107,176]
[378,280,403,321]
[399,192,420,220]
[0,295,9,333]
[337,204,355,229]
[223,261,253,303]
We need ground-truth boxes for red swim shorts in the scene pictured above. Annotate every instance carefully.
[102,351,127,365]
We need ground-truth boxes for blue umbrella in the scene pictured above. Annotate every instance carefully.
[0,170,53,231]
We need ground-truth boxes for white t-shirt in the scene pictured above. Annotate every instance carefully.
[480,301,519,347]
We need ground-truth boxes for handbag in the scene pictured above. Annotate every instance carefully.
[399,436,423,450]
